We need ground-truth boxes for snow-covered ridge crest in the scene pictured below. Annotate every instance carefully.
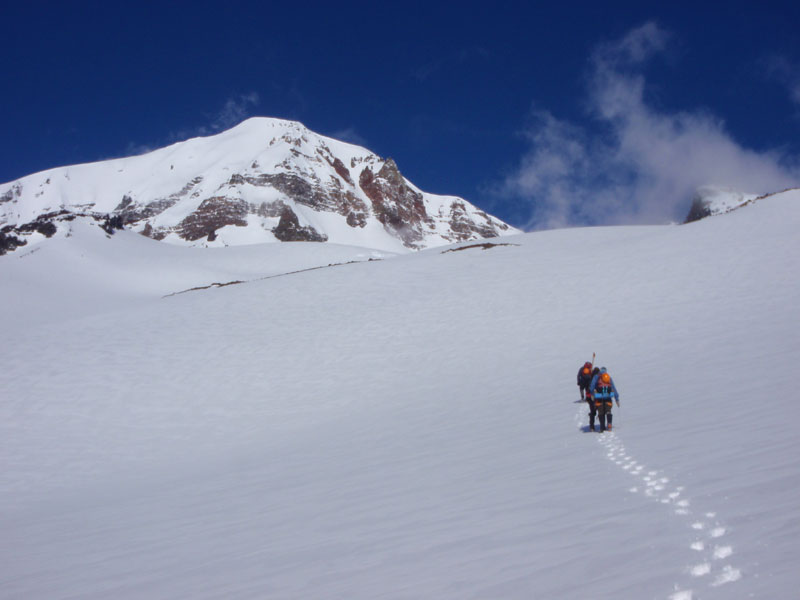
[0,117,518,254]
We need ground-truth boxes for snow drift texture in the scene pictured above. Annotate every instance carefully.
[1,188,798,599]
[0,118,516,254]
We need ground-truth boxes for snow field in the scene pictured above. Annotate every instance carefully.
[1,191,799,598]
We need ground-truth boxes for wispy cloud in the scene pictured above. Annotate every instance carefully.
[329,127,369,148]
[211,92,261,132]
[123,93,263,158]
[764,55,800,105]
[124,141,158,157]
[165,93,262,143]
[502,22,800,230]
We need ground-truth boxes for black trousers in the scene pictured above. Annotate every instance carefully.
[596,400,613,430]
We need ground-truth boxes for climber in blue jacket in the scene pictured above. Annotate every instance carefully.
[589,367,619,432]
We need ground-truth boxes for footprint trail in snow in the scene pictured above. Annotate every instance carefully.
[574,405,742,599]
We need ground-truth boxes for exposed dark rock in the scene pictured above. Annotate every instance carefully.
[24,220,57,237]
[0,230,27,255]
[346,211,367,228]
[359,159,430,248]
[114,195,134,212]
[478,209,509,231]
[239,173,367,220]
[446,201,501,242]
[175,196,249,241]
[684,197,711,224]
[332,190,368,227]
[101,215,125,235]
[17,220,56,238]
[253,201,287,218]
[172,176,204,198]
[0,183,22,205]
[0,211,77,255]
[272,206,327,242]
[117,178,205,225]
[117,197,181,225]
[243,173,325,209]
[164,279,245,297]
[442,242,518,253]
[16,211,71,237]
[259,173,316,204]
[330,157,353,184]
[141,222,169,241]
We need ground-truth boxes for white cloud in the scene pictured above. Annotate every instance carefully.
[504,22,800,230]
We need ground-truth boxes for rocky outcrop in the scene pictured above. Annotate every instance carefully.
[684,195,712,224]
[330,157,353,184]
[119,197,182,226]
[229,172,368,219]
[272,206,327,242]
[0,230,27,255]
[0,210,117,255]
[445,201,507,242]
[359,159,431,248]
[100,215,125,235]
[15,213,60,238]
[1,183,22,206]
[176,197,249,242]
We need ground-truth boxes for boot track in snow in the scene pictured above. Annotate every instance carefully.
[574,402,742,599]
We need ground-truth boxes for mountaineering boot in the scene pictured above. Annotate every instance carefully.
[607,413,613,431]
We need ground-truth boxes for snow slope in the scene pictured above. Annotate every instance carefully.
[1,190,799,599]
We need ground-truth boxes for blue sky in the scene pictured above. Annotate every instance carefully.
[2,1,799,229]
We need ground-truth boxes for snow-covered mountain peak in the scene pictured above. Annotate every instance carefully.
[0,117,518,255]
